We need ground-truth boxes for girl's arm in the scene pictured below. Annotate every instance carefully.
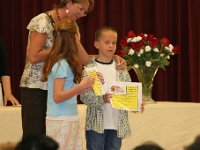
[53,76,94,103]
[27,31,51,64]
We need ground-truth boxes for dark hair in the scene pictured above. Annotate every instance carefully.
[185,135,200,150]
[95,26,117,41]
[15,135,58,150]
[133,142,164,150]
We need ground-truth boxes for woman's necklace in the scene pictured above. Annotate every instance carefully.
[55,8,61,21]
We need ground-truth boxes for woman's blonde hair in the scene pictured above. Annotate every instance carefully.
[42,18,82,83]
[59,0,94,13]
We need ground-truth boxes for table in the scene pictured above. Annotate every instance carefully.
[1,102,200,150]
[124,102,200,150]
[0,106,22,142]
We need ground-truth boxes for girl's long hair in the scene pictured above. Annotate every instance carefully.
[42,18,82,83]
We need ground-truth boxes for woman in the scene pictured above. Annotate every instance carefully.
[20,0,126,138]
[0,36,20,106]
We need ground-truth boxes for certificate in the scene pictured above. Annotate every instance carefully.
[85,67,103,95]
[110,81,142,112]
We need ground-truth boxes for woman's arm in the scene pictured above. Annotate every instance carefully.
[75,35,92,65]
[1,76,20,105]
[27,31,51,64]
[75,34,127,68]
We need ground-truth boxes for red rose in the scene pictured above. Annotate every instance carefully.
[118,50,126,56]
[149,38,159,47]
[160,37,170,46]
[138,33,145,38]
[173,46,180,54]
[130,42,136,49]
[147,34,155,41]
[127,31,135,38]
[137,40,144,48]
[119,38,127,47]
[131,41,144,52]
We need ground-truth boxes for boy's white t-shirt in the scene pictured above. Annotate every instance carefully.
[96,60,119,130]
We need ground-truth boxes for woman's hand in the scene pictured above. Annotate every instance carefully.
[1,76,20,106]
[4,93,20,106]
[113,55,127,70]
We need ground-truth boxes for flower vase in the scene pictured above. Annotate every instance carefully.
[132,66,158,104]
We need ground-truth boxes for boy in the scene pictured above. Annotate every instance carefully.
[80,26,131,150]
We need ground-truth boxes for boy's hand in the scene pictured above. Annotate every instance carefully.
[141,103,144,113]
[103,93,112,103]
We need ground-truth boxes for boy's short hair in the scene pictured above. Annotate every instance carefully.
[95,26,117,41]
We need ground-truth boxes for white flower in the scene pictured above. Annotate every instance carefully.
[160,53,164,57]
[153,48,159,52]
[134,64,139,68]
[131,38,137,42]
[169,44,174,52]
[145,61,152,67]
[127,38,132,43]
[128,49,135,55]
[131,36,142,42]
[145,46,151,52]
[140,49,144,54]
[165,46,171,52]
[136,36,142,41]
[137,53,141,57]
[167,56,170,59]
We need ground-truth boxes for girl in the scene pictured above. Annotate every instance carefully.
[42,18,94,150]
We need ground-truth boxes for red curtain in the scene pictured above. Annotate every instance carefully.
[0,0,199,102]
